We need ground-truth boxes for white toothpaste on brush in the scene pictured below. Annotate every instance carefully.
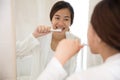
[50,28,62,32]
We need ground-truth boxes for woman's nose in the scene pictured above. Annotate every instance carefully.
[57,20,65,26]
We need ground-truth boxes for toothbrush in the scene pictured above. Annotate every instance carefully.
[50,28,62,32]
[82,43,88,46]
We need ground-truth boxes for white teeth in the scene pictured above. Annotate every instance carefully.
[50,28,62,32]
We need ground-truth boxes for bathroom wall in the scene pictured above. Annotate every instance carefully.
[0,0,16,80]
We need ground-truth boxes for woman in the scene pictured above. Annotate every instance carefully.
[37,0,120,80]
[16,1,79,80]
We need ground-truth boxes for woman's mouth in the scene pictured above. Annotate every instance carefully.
[56,26,66,31]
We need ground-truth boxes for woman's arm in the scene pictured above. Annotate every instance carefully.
[37,39,83,80]
[16,25,51,57]
[16,34,40,56]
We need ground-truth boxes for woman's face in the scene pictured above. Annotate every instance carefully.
[51,8,71,34]
[87,24,99,54]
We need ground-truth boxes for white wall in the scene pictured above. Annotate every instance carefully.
[88,0,101,21]
[15,0,60,41]
[0,0,16,80]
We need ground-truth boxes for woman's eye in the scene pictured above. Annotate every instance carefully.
[55,17,60,20]
[65,19,69,21]
[64,18,70,21]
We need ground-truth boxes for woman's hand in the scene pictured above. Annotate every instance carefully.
[32,25,51,38]
[55,39,83,65]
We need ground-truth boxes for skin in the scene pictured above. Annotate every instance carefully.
[32,8,71,51]
[54,23,119,65]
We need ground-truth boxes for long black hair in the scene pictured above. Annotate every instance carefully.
[91,0,120,51]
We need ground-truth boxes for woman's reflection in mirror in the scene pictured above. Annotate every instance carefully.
[16,1,80,80]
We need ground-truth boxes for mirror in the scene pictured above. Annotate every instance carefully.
[15,0,102,80]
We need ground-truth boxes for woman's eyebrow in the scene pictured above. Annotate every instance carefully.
[54,15,60,17]
[64,16,70,18]
[54,15,70,18]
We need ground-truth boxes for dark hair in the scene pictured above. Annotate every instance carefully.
[91,0,120,51]
[50,1,74,25]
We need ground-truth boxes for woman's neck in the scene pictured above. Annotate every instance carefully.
[51,33,66,51]
[100,45,119,62]
[52,33,66,41]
